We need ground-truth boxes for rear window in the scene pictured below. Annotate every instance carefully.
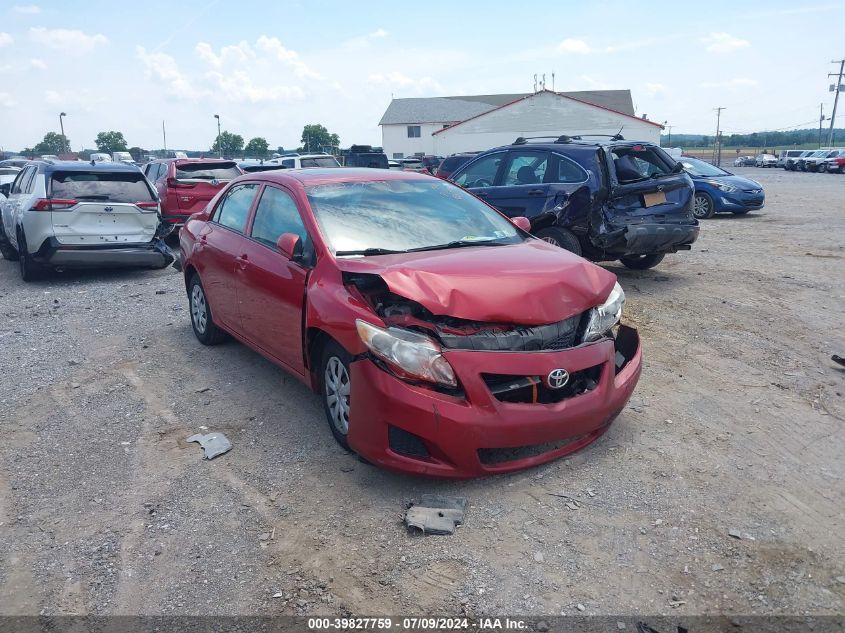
[611,145,673,182]
[175,162,241,180]
[438,156,471,172]
[50,171,155,202]
[300,157,339,168]
[346,153,388,169]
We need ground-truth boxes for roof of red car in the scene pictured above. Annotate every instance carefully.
[249,167,431,187]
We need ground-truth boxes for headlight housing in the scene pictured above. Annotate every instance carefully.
[707,180,738,193]
[356,320,457,387]
[582,282,625,342]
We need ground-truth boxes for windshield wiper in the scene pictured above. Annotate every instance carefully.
[335,247,407,256]
[407,239,508,253]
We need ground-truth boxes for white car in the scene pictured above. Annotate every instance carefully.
[112,151,136,165]
[754,153,777,168]
[0,160,173,281]
[269,153,340,168]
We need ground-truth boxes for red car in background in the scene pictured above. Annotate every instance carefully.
[179,168,641,478]
[143,158,243,229]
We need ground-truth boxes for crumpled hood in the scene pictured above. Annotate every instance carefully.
[335,240,616,325]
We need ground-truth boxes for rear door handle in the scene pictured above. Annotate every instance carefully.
[527,189,545,196]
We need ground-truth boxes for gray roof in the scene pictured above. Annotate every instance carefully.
[379,90,635,125]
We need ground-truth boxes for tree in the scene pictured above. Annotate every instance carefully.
[210,131,244,158]
[300,124,339,153]
[33,132,68,155]
[128,146,146,162]
[244,137,269,159]
[95,131,129,153]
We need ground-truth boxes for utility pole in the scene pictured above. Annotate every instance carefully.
[58,112,67,153]
[214,114,222,157]
[162,120,167,157]
[827,59,845,147]
[663,122,673,146]
[713,107,726,165]
[819,103,824,149]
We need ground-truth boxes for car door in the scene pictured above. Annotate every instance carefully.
[477,150,553,220]
[449,151,508,205]
[3,166,36,246]
[199,182,260,332]
[236,184,311,374]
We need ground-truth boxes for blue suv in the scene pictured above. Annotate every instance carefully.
[448,135,699,269]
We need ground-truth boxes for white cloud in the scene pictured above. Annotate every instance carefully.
[576,74,611,90]
[136,46,202,100]
[558,38,591,54]
[28,27,108,53]
[369,28,388,38]
[0,92,16,108]
[14,4,41,13]
[702,32,750,53]
[700,78,758,88]
[645,82,667,96]
[30,58,46,69]
[44,89,64,104]
[368,71,443,94]
[0,33,13,47]
[205,70,305,103]
[254,36,320,79]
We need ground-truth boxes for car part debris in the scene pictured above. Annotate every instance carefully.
[186,432,232,460]
[832,354,845,368]
[405,495,467,535]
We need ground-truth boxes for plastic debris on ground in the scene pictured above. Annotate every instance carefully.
[186,432,232,460]
[405,494,467,535]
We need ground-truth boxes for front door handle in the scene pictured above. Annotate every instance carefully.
[527,189,545,196]
[235,254,249,270]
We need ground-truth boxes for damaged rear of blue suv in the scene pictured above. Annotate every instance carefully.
[448,135,699,269]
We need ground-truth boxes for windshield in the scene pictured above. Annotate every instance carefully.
[306,179,522,255]
[680,158,729,177]
[175,162,241,180]
[50,171,155,202]
[300,156,340,168]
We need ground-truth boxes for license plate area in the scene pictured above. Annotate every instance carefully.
[642,191,667,207]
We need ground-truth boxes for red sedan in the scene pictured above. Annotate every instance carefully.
[179,168,641,478]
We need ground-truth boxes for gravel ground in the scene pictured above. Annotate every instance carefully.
[0,167,843,618]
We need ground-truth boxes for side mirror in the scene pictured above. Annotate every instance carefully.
[276,232,303,261]
[0,183,9,197]
[511,216,531,232]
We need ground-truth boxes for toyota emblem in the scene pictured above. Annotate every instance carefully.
[546,368,570,390]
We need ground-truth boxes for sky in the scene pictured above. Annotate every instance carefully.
[0,0,843,152]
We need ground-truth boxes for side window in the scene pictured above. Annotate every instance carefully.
[551,154,589,183]
[250,186,308,250]
[149,164,162,181]
[282,159,295,168]
[11,166,33,194]
[503,152,548,185]
[452,152,505,188]
[213,183,259,233]
[22,168,39,194]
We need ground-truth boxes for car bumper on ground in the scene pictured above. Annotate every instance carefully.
[35,237,174,269]
[347,325,641,478]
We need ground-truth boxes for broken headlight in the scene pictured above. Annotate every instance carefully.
[356,320,457,388]
[582,281,625,342]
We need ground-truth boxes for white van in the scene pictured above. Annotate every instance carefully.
[90,152,112,163]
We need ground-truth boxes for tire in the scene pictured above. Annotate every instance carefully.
[732,209,751,215]
[693,192,716,219]
[319,340,353,450]
[619,253,666,270]
[839,165,845,174]
[17,230,42,282]
[818,164,827,173]
[188,274,227,345]
[534,226,582,256]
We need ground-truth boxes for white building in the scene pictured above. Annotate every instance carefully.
[379,89,663,158]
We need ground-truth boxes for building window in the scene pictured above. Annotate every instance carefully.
[407,125,421,138]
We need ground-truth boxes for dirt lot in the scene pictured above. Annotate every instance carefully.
[0,167,843,619]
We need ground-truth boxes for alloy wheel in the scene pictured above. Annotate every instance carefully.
[540,236,560,246]
[191,284,208,334]
[324,357,351,435]
[693,194,712,219]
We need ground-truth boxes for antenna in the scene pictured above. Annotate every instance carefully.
[541,73,546,90]
[533,73,537,93]
[551,72,555,91]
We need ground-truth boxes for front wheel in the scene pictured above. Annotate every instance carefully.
[188,275,227,345]
[320,340,353,450]
[619,253,666,270]
[693,192,715,219]
[533,226,582,256]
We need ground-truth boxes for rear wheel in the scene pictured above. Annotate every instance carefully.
[320,340,353,450]
[188,274,227,345]
[619,253,665,270]
[17,231,42,282]
[534,226,582,255]
[693,192,715,219]
[839,165,845,174]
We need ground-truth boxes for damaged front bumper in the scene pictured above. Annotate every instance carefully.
[347,325,641,478]
[34,237,175,270]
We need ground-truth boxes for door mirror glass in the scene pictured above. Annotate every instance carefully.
[511,216,531,232]
[276,232,303,260]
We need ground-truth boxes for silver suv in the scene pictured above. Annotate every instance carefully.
[0,160,173,281]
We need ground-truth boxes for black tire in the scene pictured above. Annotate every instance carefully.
[619,253,666,270]
[818,164,827,173]
[188,274,227,345]
[17,230,42,282]
[693,192,715,219]
[319,340,353,450]
[534,226,582,255]
[839,165,845,174]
